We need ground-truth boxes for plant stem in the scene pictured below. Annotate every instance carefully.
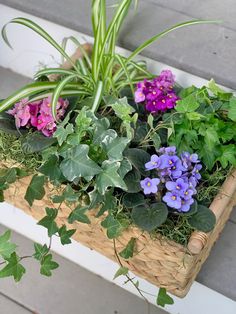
[113,239,151,314]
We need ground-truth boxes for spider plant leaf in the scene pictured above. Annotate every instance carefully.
[34,68,76,79]
[127,19,221,62]
[51,74,79,120]
[2,17,75,67]
[91,81,103,113]
[0,82,77,113]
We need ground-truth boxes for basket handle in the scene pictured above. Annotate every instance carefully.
[188,169,236,254]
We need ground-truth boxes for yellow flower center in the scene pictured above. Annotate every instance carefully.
[147,182,151,187]
[162,99,166,103]
[168,160,173,165]
[171,196,176,200]
[176,185,180,190]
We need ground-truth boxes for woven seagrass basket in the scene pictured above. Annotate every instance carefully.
[1,159,236,297]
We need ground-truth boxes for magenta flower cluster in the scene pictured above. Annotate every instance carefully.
[134,70,179,113]
[140,146,202,212]
[8,97,69,137]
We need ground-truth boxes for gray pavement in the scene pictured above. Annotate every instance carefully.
[0,0,236,89]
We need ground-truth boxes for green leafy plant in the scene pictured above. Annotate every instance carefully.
[0,0,226,310]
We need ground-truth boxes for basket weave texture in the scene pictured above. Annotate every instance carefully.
[2,161,236,297]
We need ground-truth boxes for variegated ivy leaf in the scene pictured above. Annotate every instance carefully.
[60,144,101,181]
[96,161,127,195]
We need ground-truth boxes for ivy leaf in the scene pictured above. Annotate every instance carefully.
[175,93,200,113]
[96,191,116,217]
[58,225,76,245]
[52,185,79,203]
[111,97,135,120]
[25,175,45,206]
[117,158,132,179]
[188,205,216,232]
[0,253,26,282]
[228,97,236,121]
[119,238,136,259]
[124,148,150,176]
[131,203,168,232]
[113,266,129,279]
[40,254,59,277]
[33,243,49,261]
[54,123,74,146]
[96,161,127,195]
[38,155,64,183]
[37,207,58,237]
[106,137,130,161]
[0,230,17,259]
[68,206,90,224]
[101,215,123,239]
[60,144,101,181]
[157,288,174,307]
[21,132,56,154]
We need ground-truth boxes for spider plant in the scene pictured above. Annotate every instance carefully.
[0,0,219,119]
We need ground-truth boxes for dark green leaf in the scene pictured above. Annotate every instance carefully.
[0,230,17,259]
[122,193,145,208]
[40,254,59,276]
[38,155,64,183]
[60,144,101,181]
[33,243,49,261]
[25,175,45,206]
[119,237,136,259]
[157,288,174,307]
[58,225,76,245]
[96,191,116,217]
[124,148,150,176]
[68,206,90,224]
[101,215,123,239]
[0,253,26,282]
[124,168,142,193]
[113,266,129,279]
[132,203,168,232]
[188,205,216,232]
[37,208,58,237]
[21,132,56,154]
[52,185,79,204]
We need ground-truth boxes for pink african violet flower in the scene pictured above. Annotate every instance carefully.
[8,99,31,128]
[8,96,69,137]
[134,69,179,114]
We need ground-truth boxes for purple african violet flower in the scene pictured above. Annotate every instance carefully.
[192,164,202,180]
[159,146,176,156]
[155,70,175,90]
[145,154,160,170]
[181,152,200,169]
[140,177,160,195]
[178,198,194,212]
[163,191,182,209]
[166,178,189,194]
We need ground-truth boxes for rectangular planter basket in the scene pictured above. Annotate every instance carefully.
[1,160,236,297]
